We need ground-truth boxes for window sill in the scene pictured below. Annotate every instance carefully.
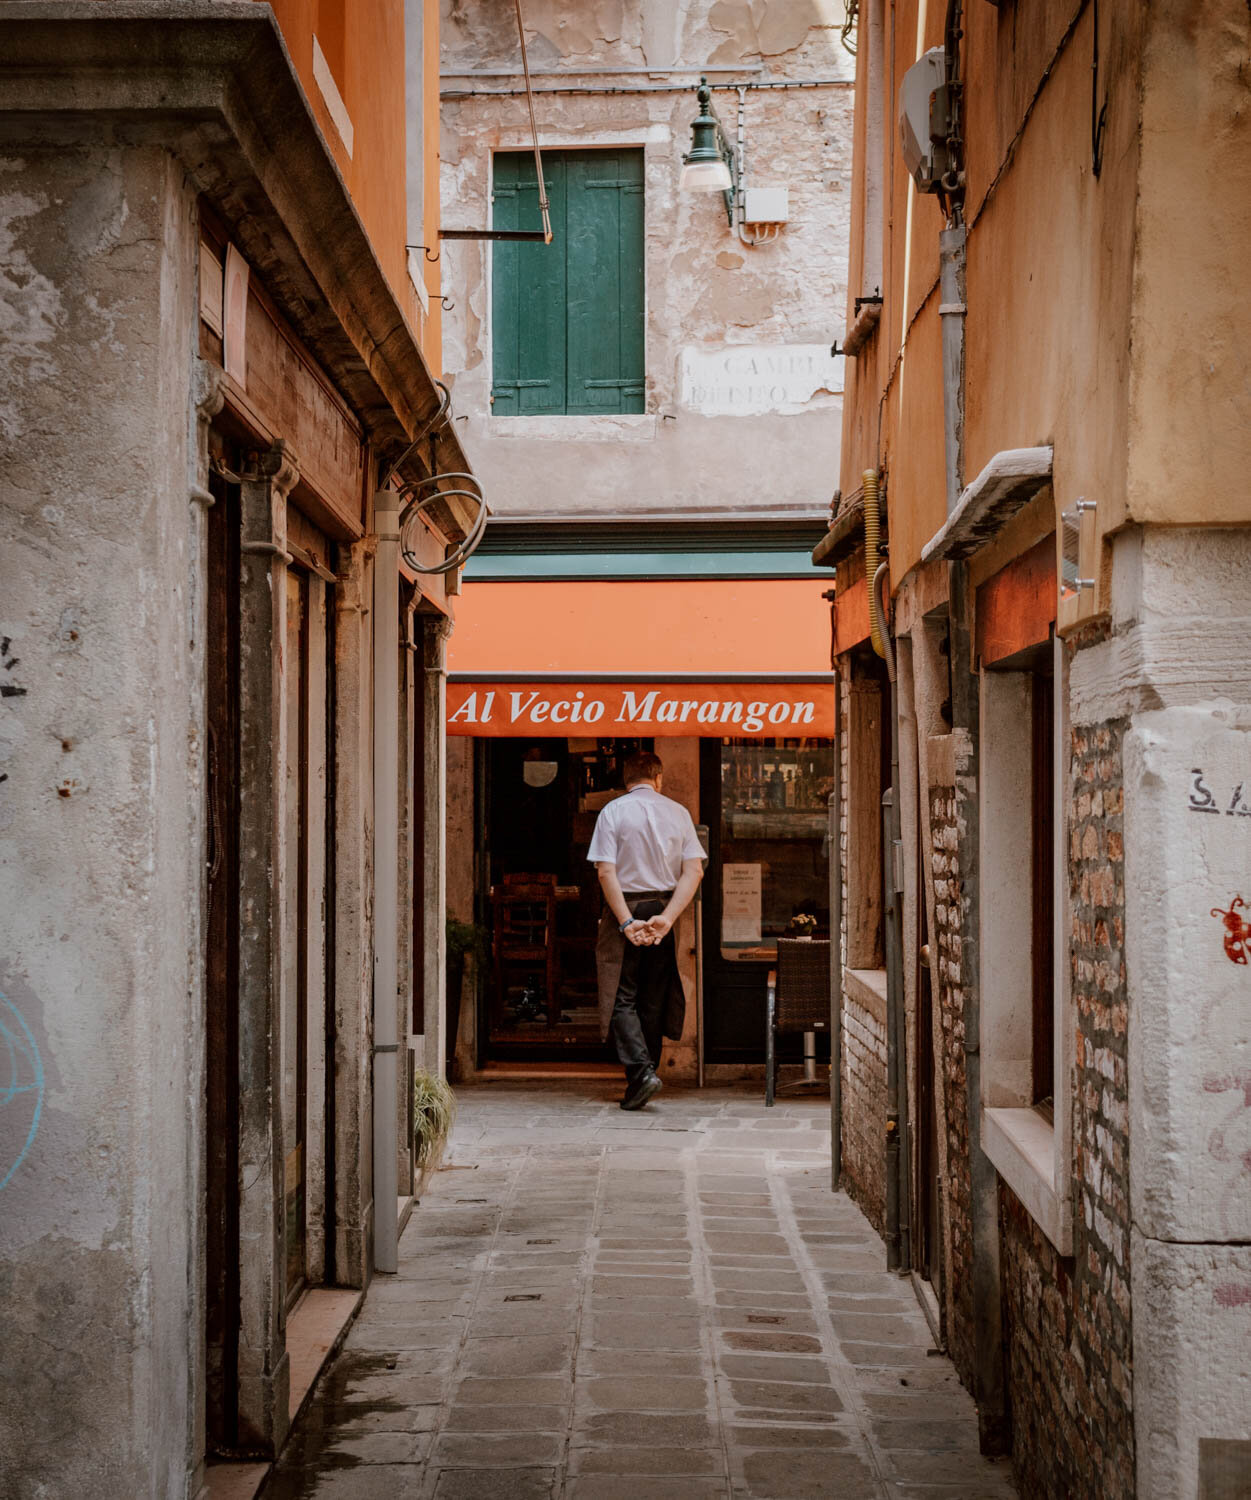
[487,414,657,442]
[982,1105,1073,1256]
[842,967,887,1027]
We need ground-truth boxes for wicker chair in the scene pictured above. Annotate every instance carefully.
[765,937,831,1107]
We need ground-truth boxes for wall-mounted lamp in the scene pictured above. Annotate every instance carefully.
[680,76,736,225]
[680,76,790,243]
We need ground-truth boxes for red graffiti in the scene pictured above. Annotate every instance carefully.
[1210,896,1251,964]
[1214,1283,1251,1310]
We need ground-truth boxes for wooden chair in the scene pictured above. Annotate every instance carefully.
[491,876,559,1026]
[765,938,831,1107]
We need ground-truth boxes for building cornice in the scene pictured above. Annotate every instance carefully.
[0,1,476,534]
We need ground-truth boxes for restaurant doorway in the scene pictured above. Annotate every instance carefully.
[699,736,837,1064]
[477,735,654,1063]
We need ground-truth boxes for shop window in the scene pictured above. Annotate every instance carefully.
[717,739,836,961]
[491,148,645,415]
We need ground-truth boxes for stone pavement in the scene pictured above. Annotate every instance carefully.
[263,1080,1017,1499]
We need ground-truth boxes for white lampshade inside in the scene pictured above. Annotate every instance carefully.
[680,157,733,193]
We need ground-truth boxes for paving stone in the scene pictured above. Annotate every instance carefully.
[585,1314,702,1350]
[431,1432,564,1467]
[718,1354,831,1384]
[714,1288,814,1312]
[739,1449,877,1496]
[444,1403,567,1432]
[713,1307,820,1334]
[460,1336,574,1377]
[568,1447,725,1476]
[709,1268,806,1293]
[575,1376,707,1411]
[724,1379,844,1415]
[430,1467,556,1499]
[454,1377,570,1406]
[580,1348,704,1378]
[829,1313,933,1345]
[726,1423,852,1450]
[322,1431,430,1464]
[720,1329,824,1355]
[703,1232,792,1254]
[564,1479,727,1499]
[840,1342,939,1367]
[871,1418,984,1451]
[575,1411,715,1447]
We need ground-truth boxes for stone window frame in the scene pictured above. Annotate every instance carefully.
[484,127,660,430]
[977,633,1074,1255]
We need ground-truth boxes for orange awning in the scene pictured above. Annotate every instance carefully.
[446,579,833,675]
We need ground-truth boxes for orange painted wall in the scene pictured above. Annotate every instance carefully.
[445,581,837,676]
[262,0,438,358]
[838,0,1156,611]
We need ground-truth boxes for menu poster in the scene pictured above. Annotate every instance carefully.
[722,863,762,944]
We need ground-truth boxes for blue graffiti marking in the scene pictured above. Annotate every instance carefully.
[0,989,44,1190]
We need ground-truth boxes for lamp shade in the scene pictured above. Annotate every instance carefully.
[680,157,734,193]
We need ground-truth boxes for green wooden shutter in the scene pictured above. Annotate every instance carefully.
[493,148,644,415]
[491,153,567,414]
[566,150,645,414]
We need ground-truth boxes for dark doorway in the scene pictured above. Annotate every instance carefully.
[476,736,652,1063]
[204,469,241,1453]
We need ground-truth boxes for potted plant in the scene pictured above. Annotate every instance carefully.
[412,1065,456,1174]
[787,913,818,940]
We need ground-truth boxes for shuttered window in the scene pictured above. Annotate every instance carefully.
[492,148,645,415]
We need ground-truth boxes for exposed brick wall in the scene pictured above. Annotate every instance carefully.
[998,715,1134,1500]
[928,781,976,1389]
[840,984,887,1231]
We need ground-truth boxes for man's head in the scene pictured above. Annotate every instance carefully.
[623,750,663,790]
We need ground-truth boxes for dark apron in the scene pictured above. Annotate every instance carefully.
[595,891,688,1044]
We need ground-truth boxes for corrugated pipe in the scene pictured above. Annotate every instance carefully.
[863,469,885,658]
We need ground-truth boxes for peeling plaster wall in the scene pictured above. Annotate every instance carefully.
[0,139,201,1498]
[439,0,855,520]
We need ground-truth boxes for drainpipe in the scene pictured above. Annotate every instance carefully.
[939,225,967,516]
[828,734,843,1190]
[871,558,909,1273]
[372,489,400,1275]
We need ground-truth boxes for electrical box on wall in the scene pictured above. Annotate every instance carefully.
[1058,497,1098,631]
[899,47,955,194]
[741,186,789,227]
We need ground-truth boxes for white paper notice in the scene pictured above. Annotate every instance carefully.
[722,863,762,944]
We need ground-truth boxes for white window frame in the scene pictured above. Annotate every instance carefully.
[485,131,661,426]
[978,634,1074,1255]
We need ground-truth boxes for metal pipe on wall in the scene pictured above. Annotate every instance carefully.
[828,773,843,1189]
[372,490,401,1275]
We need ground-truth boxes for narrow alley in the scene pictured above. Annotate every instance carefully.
[263,1082,1017,1500]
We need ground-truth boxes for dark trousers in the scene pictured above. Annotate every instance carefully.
[610,895,672,1085]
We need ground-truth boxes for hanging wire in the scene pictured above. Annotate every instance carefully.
[514,0,553,244]
[377,378,452,491]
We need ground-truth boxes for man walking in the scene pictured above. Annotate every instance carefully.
[588,750,705,1110]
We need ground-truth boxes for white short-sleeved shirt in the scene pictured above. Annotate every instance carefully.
[586,784,707,894]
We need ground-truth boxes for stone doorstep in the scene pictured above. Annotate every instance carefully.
[200,1285,364,1500]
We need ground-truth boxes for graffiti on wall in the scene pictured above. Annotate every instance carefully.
[0,989,44,1190]
[1210,896,1251,964]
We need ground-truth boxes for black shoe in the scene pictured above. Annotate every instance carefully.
[620,1069,662,1111]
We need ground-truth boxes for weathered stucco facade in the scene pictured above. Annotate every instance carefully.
[0,5,470,1495]
[820,1,1251,1495]
[440,0,854,521]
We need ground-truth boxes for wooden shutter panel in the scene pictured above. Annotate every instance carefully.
[565,150,645,415]
[492,148,644,415]
[491,153,567,414]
